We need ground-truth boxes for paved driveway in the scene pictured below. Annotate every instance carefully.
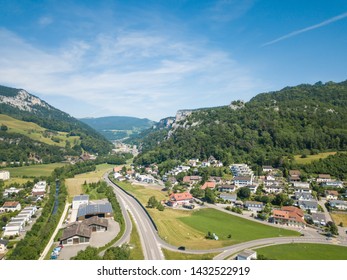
[57,218,120,260]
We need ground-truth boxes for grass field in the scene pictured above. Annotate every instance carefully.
[331,213,347,226]
[0,114,80,147]
[4,177,33,186]
[162,248,217,260]
[294,151,338,164]
[66,164,114,201]
[129,214,144,260]
[5,163,66,178]
[116,181,168,205]
[115,182,299,250]
[256,243,347,260]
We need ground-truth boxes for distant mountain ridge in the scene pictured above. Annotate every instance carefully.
[80,116,155,141]
[0,85,113,156]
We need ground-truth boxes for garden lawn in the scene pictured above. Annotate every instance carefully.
[6,163,66,178]
[256,243,347,260]
[331,213,347,226]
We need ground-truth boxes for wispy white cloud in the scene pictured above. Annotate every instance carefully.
[38,16,53,26]
[209,0,255,22]
[263,11,347,47]
[0,28,265,120]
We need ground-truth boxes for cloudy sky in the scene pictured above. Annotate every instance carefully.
[0,0,346,120]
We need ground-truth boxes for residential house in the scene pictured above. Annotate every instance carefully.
[0,239,9,254]
[3,222,23,237]
[316,174,332,183]
[264,184,284,194]
[311,212,326,226]
[1,201,21,212]
[209,176,222,185]
[77,201,113,221]
[244,201,264,212]
[236,249,257,260]
[329,200,347,210]
[231,164,254,178]
[262,166,273,173]
[232,176,253,187]
[219,193,237,202]
[3,187,22,198]
[272,206,305,227]
[183,176,201,186]
[298,200,318,213]
[188,159,199,167]
[321,181,344,188]
[295,192,314,201]
[289,170,301,182]
[292,181,310,188]
[167,177,178,186]
[201,161,210,167]
[246,184,258,194]
[72,195,89,210]
[113,166,122,173]
[294,186,312,194]
[136,174,154,184]
[0,170,10,180]
[201,181,216,190]
[168,192,193,207]
[217,185,236,193]
[325,190,339,200]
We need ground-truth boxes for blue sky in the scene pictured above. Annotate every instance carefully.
[0,0,346,120]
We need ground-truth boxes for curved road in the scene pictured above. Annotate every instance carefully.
[104,174,347,260]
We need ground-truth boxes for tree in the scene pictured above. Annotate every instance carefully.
[326,221,339,236]
[237,187,251,200]
[103,244,130,260]
[204,188,216,203]
[147,196,158,208]
[0,124,8,131]
[156,203,165,211]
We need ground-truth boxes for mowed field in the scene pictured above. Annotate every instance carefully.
[256,243,347,260]
[331,213,347,226]
[5,163,66,178]
[65,164,114,201]
[162,248,217,260]
[115,182,299,250]
[0,114,80,147]
[294,151,338,164]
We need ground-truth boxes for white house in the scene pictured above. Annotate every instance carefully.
[3,222,23,237]
[292,181,310,188]
[262,166,273,173]
[232,176,253,187]
[237,249,257,260]
[231,164,254,178]
[3,187,22,197]
[0,170,10,181]
[244,201,264,212]
[329,200,347,210]
[264,184,284,194]
[322,181,344,188]
[219,193,237,202]
[1,201,21,212]
[316,174,332,183]
[325,190,339,200]
[72,195,90,210]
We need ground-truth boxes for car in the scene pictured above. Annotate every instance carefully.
[300,233,305,236]
[178,246,186,251]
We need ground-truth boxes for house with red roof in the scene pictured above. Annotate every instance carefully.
[168,192,193,207]
[1,201,21,212]
[272,206,305,227]
[200,181,216,190]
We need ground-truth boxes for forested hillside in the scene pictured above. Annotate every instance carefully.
[134,80,347,169]
[0,85,112,155]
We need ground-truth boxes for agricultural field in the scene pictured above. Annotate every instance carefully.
[65,164,114,201]
[5,163,66,178]
[331,213,347,226]
[256,243,347,260]
[294,151,338,164]
[162,249,217,260]
[0,114,80,147]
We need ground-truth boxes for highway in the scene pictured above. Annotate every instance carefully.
[103,174,347,260]
[104,174,164,260]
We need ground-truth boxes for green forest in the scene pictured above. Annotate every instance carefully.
[134,81,347,171]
